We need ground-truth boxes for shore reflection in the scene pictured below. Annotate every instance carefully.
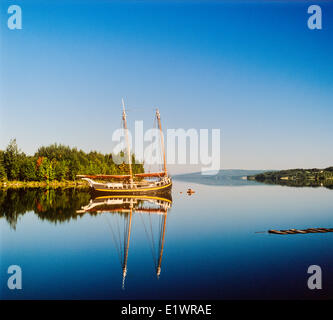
[0,188,90,229]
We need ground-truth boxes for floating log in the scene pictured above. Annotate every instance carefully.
[268,227,333,235]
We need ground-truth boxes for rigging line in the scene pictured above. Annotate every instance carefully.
[109,217,122,265]
[148,213,158,267]
[115,214,125,266]
[120,106,157,111]
[125,214,131,254]
[158,132,163,173]
[155,114,163,173]
[154,114,162,173]
[142,212,158,266]
[145,114,156,174]
[123,215,128,264]
[124,107,150,112]
[139,212,157,267]
[153,116,158,172]
[146,114,156,173]
[104,215,122,267]
[115,214,123,265]
[112,214,123,264]
[158,214,163,255]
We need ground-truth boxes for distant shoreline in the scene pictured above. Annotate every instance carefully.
[247,167,333,189]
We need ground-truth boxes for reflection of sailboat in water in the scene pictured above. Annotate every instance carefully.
[77,194,172,289]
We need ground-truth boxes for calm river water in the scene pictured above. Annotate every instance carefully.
[1,180,333,299]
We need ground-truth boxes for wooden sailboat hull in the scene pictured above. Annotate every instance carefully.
[94,184,172,194]
[90,181,172,195]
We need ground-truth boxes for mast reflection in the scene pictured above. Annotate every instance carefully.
[77,194,172,289]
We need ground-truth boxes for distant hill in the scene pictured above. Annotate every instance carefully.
[174,170,265,186]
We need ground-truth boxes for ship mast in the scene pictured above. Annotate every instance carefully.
[156,211,168,279]
[122,201,133,290]
[156,109,167,176]
[122,98,133,184]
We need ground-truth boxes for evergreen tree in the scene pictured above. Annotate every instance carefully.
[0,151,7,181]
[3,139,23,180]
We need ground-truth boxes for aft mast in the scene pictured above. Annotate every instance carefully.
[156,109,167,177]
[122,98,133,185]
[156,211,168,279]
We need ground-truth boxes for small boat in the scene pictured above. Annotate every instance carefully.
[187,188,195,195]
[77,99,172,195]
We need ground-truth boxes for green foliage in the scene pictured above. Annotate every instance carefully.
[1,140,144,182]
[0,151,7,181]
[19,157,37,181]
[54,160,68,181]
[248,167,333,190]
[36,157,54,182]
[3,139,24,180]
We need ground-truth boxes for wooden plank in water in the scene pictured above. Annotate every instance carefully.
[268,227,333,235]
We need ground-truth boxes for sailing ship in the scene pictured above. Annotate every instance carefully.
[77,99,172,195]
[77,194,172,289]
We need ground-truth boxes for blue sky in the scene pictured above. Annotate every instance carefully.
[0,0,332,171]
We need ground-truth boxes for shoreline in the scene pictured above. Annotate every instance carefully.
[0,180,90,189]
[247,167,333,190]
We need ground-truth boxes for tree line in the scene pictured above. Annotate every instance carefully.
[0,139,144,182]
[247,167,333,190]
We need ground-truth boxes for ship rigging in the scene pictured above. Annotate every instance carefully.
[77,99,172,195]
